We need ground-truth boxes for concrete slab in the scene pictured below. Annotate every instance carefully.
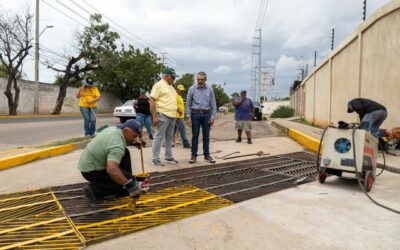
[0,137,303,194]
[88,172,400,250]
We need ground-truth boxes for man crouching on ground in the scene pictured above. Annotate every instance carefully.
[78,119,145,201]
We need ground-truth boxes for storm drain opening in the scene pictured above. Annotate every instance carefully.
[0,151,317,249]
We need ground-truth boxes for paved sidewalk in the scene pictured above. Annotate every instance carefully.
[272,118,400,173]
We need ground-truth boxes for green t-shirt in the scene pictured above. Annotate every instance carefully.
[78,127,127,172]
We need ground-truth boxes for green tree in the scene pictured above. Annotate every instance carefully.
[95,45,162,102]
[270,106,294,118]
[230,92,240,100]
[211,84,230,108]
[47,14,119,114]
[174,73,194,98]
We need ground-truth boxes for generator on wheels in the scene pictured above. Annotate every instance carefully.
[318,123,378,192]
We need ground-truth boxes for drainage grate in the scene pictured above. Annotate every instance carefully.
[0,151,317,249]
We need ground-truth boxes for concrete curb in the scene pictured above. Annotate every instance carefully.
[0,140,89,171]
[0,113,113,119]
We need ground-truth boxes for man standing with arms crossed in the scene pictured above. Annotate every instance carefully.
[233,90,254,144]
[150,68,180,166]
[186,72,217,164]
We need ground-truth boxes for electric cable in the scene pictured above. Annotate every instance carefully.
[376,140,386,177]
[351,127,400,214]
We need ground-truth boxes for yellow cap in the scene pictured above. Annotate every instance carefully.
[177,84,185,91]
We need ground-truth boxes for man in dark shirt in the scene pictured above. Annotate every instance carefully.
[134,90,153,140]
[347,98,387,137]
[233,90,254,144]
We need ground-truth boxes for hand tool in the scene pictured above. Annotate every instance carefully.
[216,151,240,159]
[223,151,270,160]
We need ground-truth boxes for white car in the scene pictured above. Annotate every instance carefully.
[113,100,136,123]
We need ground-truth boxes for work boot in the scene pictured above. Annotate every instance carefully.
[149,134,153,140]
[183,143,191,149]
[247,138,252,144]
[83,184,97,201]
[236,137,242,143]
[204,155,216,164]
[189,156,197,164]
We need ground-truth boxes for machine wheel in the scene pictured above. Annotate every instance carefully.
[318,172,327,183]
[363,171,374,192]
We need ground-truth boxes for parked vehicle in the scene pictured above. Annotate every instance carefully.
[113,100,136,123]
[252,101,264,121]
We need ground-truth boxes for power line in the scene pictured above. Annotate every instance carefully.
[41,0,86,27]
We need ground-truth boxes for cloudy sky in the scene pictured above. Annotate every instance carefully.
[1,0,392,99]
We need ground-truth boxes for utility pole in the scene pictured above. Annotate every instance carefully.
[331,28,335,51]
[363,0,367,21]
[314,51,317,67]
[33,0,39,114]
[160,52,167,68]
[251,29,262,101]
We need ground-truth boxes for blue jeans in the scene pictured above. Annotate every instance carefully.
[136,113,152,137]
[152,113,176,162]
[361,110,388,137]
[176,118,190,146]
[191,111,211,157]
[80,107,97,136]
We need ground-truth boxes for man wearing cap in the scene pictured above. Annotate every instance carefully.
[150,67,180,166]
[78,119,145,201]
[175,84,191,148]
[76,77,101,137]
[347,98,387,137]
[233,90,254,144]
[134,90,153,140]
[186,71,217,164]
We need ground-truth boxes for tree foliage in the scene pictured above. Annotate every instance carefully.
[174,73,194,98]
[0,7,33,115]
[95,45,162,102]
[211,84,230,108]
[270,105,294,118]
[47,14,119,114]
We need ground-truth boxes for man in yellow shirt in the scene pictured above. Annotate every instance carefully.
[175,84,191,148]
[150,68,180,166]
[76,77,101,136]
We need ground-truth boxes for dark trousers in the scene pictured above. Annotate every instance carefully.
[191,111,211,157]
[81,148,132,198]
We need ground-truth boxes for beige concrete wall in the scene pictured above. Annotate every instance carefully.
[330,39,359,125]
[0,77,121,114]
[313,62,330,126]
[360,7,400,129]
[290,0,400,129]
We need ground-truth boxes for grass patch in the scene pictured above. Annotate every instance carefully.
[37,136,91,148]
[293,118,322,128]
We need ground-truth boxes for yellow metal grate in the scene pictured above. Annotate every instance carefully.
[0,185,232,249]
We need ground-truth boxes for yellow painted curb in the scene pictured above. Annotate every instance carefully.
[0,144,78,171]
[288,128,321,153]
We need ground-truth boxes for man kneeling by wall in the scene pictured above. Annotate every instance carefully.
[78,119,145,201]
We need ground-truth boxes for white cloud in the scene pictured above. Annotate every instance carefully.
[213,65,231,74]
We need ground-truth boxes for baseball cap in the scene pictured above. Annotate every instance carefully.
[83,77,96,86]
[117,119,142,135]
[240,90,247,94]
[177,84,185,91]
[163,67,178,78]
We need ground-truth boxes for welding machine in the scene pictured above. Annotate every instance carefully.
[318,124,378,192]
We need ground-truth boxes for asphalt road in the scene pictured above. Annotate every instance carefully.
[0,115,120,151]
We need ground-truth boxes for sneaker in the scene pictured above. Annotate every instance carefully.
[236,137,242,143]
[152,160,165,167]
[189,156,197,164]
[183,144,191,149]
[149,134,153,140]
[165,158,179,164]
[83,184,97,201]
[204,156,216,164]
[247,138,252,144]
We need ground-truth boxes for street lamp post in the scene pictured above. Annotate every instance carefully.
[33,23,53,114]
